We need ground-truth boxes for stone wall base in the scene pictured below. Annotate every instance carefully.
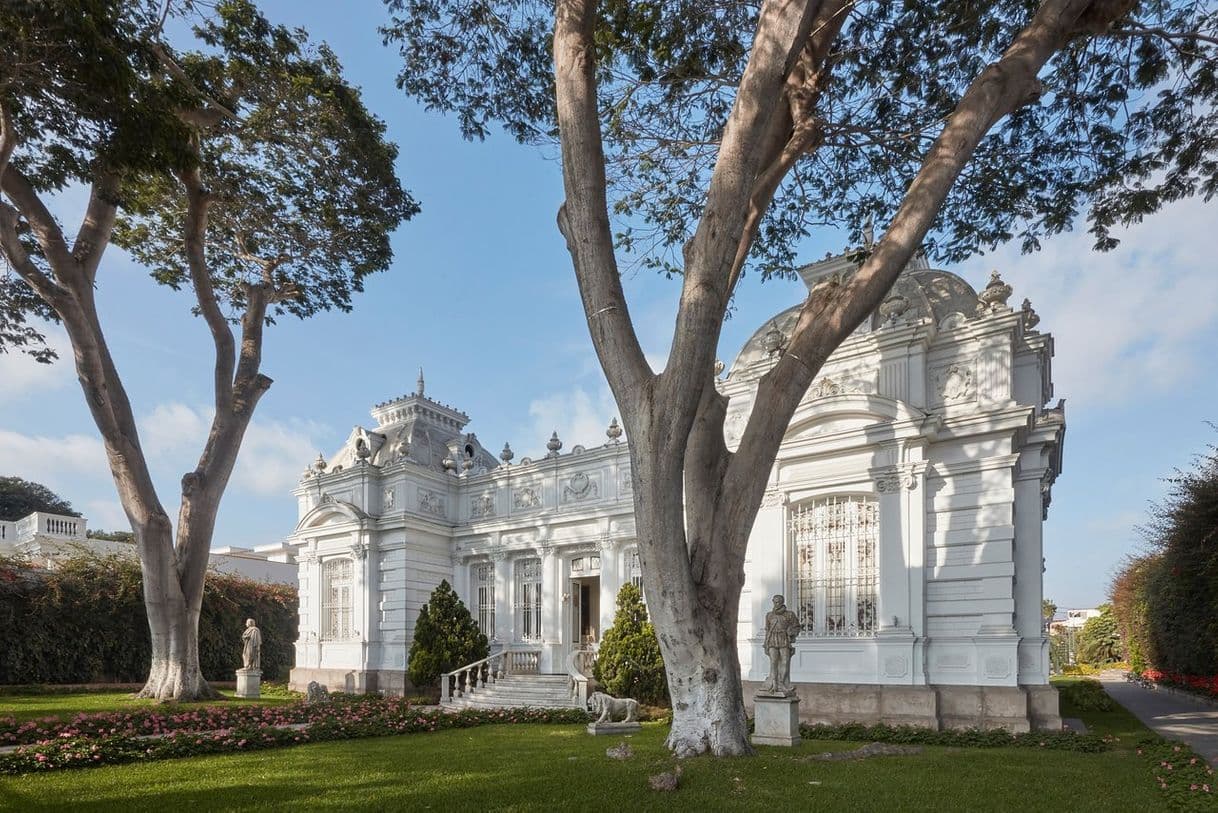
[289,667,414,696]
[742,681,1061,733]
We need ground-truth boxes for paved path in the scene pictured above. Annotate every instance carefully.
[1099,671,1218,765]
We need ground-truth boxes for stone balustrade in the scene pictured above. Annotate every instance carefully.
[440,646,542,704]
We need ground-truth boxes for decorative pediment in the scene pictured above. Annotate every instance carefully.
[294,499,369,533]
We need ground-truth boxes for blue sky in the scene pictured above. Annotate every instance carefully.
[2,0,1215,610]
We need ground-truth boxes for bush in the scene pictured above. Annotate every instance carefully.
[0,553,296,683]
[407,580,487,689]
[1055,678,1115,711]
[1077,605,1123,666]
[592,583,667,706]
[798,722,1110,753]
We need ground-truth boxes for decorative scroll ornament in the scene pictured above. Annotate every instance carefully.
[878,292,910,326]
[471,491,496,519]
[875,466,918,493]
[418,488,445,517]
[319,493,335,505]
[350,540,368,560]
[1021,298,1040,330]
[563,471,599,502]
[760,488,783,508]
[932,362,974,403]
[513,486,542,510]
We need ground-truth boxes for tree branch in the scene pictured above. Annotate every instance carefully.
[1106,23,1218,48]
[181,166,237,415]
[719,0,1119,561]
[72,170,120,283]
[0,201,67,307]
[0,166,75,275]
[553,0,652,408]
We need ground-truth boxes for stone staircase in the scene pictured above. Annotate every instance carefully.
[441,673,586,711]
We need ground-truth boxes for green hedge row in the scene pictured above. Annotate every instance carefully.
[0,554,297,684]
[1111,440,1218,677]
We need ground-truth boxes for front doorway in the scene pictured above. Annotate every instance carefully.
[570,576,600,646]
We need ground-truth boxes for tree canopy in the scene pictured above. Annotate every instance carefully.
[385,0,1217,276]
[407,580,489,688]
[0,477,78,522]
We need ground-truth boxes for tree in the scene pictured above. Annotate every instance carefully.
[1042,598,1057,633]
[0,477,78,522]
[384,0,1218,755]
[407,580,489,689]
[0,0,417,699]
[594,583,668,706]
[1076,604,1122,665]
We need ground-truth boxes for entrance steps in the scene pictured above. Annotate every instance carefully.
[441,674,585,711]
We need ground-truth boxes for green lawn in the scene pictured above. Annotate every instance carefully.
[1052,676,1153,743]
[0,722,1162,812]
[0,691,295,723]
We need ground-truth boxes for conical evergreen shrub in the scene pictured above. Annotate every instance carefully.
[407,580,489,688]
[593,583,668,706]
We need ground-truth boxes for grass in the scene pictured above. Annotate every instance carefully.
[1052,676,1154,743]
[0,722,1163,812]
[0,690,295,724]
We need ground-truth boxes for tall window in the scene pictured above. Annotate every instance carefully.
[474,562,496,637]
[322,558,354,641]
[514,558,542,641]
[627,548,644,593]
[791,495,878,637]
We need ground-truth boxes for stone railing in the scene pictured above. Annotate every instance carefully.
[440,646,542,704]
[13,512,86,543]
[567,646,598,709]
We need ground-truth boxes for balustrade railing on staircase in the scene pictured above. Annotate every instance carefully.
[440,646,542,704]
[567,646,597,709]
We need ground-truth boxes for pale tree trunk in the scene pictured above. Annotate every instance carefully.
[0,123,273,701]
[553,0,1133,755]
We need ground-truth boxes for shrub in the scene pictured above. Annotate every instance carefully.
[593,583,667,706]
[798,722,1110,753]
[1076,605,1123,666]
[1055,678,1115,712]
[0,553,296,683]
[407,580,488,689]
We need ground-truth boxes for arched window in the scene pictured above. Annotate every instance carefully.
[514,558,542,641]
[321,558,354,641]
[790,495,878,637]
[473,562,495,637]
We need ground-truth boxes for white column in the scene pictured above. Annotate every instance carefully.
[747,489,785,682]
[493,552,511,646]
[540,545,561,673]
[598,538,621,638]
[1014,460,1048,684]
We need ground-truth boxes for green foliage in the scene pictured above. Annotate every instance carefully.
[798,721,1111,753]
[406,580,488,688]
[0,553,296,683]
[384,0,1218,277]
[1054,678,1115,712]
[1111,437,1218,676]
[1077,604,1123,666]
[85,529,135,543]
[0,477,78,522]
[592,583,667,706]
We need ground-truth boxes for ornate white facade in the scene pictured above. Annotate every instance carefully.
[286,252,1066,730]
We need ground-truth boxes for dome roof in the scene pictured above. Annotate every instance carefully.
[728,265,982,376]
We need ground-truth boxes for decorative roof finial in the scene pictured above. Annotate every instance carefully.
[416,367,425,397]
[546,431,563,458]
[313,453,328,473]
[606,418,623,444]
[500,442,514,464]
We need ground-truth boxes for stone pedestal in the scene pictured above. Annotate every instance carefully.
[586,721,642,736]
[236,668,262,699]
[752,694,801,747]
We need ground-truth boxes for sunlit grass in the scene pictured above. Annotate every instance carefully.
[0,691,294,724]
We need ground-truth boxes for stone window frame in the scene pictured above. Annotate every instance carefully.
[321,557,355,641]
[789,493,879,638]
[473,561,496,638]
[513,557,542,642]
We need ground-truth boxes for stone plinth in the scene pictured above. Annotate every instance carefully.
[587,721,642,736]
[752,694,801,747]
[236,668,262,699]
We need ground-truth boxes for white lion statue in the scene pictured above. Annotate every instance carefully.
[589,691,640,723]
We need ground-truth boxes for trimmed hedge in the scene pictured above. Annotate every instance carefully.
[0,553,296,684]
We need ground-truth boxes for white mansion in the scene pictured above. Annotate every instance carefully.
[286,252,1066,731]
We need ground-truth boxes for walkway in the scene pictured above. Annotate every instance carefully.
[1099,670,1218,765]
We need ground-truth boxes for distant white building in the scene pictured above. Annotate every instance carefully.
[0,511,297,585]
[286,252,1066,732]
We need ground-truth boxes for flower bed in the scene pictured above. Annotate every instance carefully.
[1135,737,1215,812]
[1140,670,1218,702]
[0,699,589,775]
[798,722,1112,753]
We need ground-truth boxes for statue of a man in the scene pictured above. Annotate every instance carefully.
[241,618,262,671]
[761,594,801,696]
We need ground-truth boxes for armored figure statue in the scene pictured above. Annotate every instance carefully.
[761,594,801,697]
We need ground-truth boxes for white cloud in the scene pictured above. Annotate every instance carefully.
[959,197,1218,407]
[137,402,328,497]
[523,385,622,458]
[0,429,109,493]
[0,326,74,404]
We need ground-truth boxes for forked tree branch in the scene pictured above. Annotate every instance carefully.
[0,165,75,275]
[718,0,1125,562]
[73,170,120,283]
[553,0,652,407]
